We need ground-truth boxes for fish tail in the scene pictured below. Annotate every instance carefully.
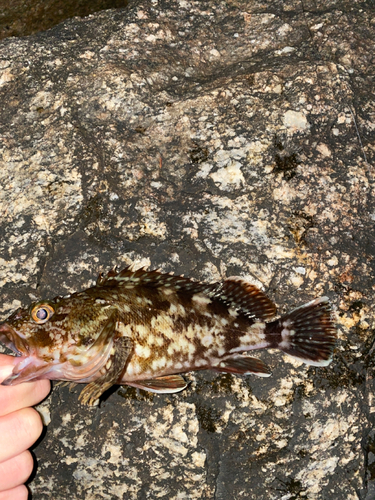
[267,297,337,366]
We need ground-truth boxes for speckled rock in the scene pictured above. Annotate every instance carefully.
[0,0,374,499]
[0,0,129,40]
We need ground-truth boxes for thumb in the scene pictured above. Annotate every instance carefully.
[0,354,22,383]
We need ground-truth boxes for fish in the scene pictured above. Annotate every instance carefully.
[0,266,337,406]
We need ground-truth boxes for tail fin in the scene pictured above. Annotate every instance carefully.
[270,297,336,366]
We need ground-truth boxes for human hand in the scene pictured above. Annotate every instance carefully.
[0,354,50,500]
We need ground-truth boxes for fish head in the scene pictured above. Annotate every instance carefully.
[0,294,117,386]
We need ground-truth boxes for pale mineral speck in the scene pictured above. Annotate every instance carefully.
[210,162,245,190]
[0,67,14,86]
[317,143,332,157]
[0,299,22,314]
[36,403,51,426]
[283,109,309,131]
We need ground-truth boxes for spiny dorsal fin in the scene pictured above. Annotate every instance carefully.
[96,268,276,320]
[96,267,118,285]
[97,266,211,294]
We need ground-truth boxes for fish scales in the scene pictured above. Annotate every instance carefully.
[0,266,337,405]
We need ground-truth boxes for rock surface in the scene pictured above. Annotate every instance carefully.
[0,0,374,499]
[0,0,129,40]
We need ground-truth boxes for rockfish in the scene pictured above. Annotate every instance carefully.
[0,267,336,405]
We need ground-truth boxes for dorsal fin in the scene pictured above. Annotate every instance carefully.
[207,277,277,320]
[95,268,276,320]
[96,266,211,294]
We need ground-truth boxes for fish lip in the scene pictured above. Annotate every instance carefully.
[1,371,23,385]
[0,323,29,356]
[1,356,52,386]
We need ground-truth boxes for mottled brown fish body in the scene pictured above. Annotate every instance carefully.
[118,302,268,383]
[0,267,336,405]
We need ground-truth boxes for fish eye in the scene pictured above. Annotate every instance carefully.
[31,304,55,324]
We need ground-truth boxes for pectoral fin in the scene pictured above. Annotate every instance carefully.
[213,355,271,377]
[56,381,77,392]
[79,335,133,406]
[126,375,188,394]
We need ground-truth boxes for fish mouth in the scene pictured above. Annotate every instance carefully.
[0,322,53,385]
[0,343,113,386]
[1,356,53,385]
[0,322,29,356]
[0,317,115,386]
[0,321,115,386]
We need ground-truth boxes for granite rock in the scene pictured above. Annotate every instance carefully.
[0,0,374,498]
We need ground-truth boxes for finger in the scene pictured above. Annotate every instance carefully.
[0,355,21,381]
[0,355,50,416]
[0,379,50,417]
[0,408,43,464]
[0,485,28,500]
[0,451,34,492]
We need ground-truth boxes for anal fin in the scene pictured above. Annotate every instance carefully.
[213,355,272,377]
[126,375,188,394]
